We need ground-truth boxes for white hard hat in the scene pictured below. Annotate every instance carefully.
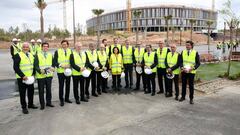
[64,68,72,76]
[184,65,191,73]
[17,39,21,42]
[101,71,109,79]
[92,62,99,68]
[136,66,142,74]
[121,72,125,78]
[30,39,35,43]
[12,38,17,42]
[82,69,91,77]
[23,76,35,85]
[144,68,152,75]
[37,39,42,43]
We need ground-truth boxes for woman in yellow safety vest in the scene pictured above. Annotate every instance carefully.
[109,47,123,90]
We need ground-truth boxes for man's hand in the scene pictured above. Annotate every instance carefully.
[40,69,45,74]
[50,67,55,72]
[81,67,86,72]
[22,76,28,81]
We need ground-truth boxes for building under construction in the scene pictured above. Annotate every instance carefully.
[86,5,217,33]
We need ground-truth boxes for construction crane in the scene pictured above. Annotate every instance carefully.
[126,0,132,33]
[47,0,69,30]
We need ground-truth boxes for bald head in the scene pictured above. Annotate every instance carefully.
[22,42,30,53]
[170,44,177,52]
[158,40,164,48]
[75,42,82,52]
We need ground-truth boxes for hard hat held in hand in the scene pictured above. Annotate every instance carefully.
[184,65,191,72]
[121,72,125,78]
[92,62,99,68]
[23,76,35,85]
[136,66,142,74]
[144,68,152,75]
[101,71,109,79]
[82,69,91,78]
[64,68,72,77]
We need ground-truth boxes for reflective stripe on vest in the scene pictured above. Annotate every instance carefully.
[36,52,53,79]
[157,47,168,68]
[110,54,122,75]
[166,52,180,75]
[182,50,197,74]
[144,52,157,73]
[134,48,145,63]
[57,48,72,73]
[122,46,133,64]
[97,51,107,71]
[16,52,34,78]
[72,51,86,76]
[86,50,98,71]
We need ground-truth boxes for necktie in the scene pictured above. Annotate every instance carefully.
[44,52,47,58]
[148,52,150,56]
[187,50,190,56]
[160,49,162,55]
[64,50,67,56]
[172,52,174,56]
[26,53,29,57]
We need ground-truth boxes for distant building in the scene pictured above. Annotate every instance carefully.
[86,5,217,33]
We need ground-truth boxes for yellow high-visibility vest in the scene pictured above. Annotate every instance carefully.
[72,51,86,76]
[30,44,41,55]
[86,50,98,71]
[97,50,107,71]
[12,43,22,55]
[16,52,34,78]
[156,47,168,68]
[35,51,53,79]
[182,49,197,74]
[134,48,145,63]
[122,46,133,64]
[166,52,180,75]
[143,52,157,73]
[56,48,72,73]
[110,54,123,75]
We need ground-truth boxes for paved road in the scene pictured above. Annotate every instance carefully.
[0,81,239,135]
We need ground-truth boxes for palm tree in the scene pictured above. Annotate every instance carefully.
[35,0,47,41]
[133,10,142,44]
[189,19,196,41]
[92,9,104,49]
[164,15,172,46]
[206,20,214,54]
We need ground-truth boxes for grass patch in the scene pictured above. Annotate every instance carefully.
[196,61,240,81]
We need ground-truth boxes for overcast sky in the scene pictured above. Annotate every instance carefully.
[0,0,239,33]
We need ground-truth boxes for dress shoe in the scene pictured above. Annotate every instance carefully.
[81,98,89,102]
[144,91,151,94]
[65,99,72,103]
[102,90,108,93]
[175,97,179,101]
[92,93,98,97]
[133,88,139,91]
[151,93,155,96]
[119,85,122,88]
[28,104,38,109]
[179,97,185,102]
[86,95,90,99]
[76,100,81,104]
[46,104,55,107]
[190,99,194,104]
[60,101,64,106]
[166,94,173,98]
[157,91,164,94]
[106,86,110,89]
[22,108,29,114]
[97,91,102,95]
[129,85,132,89]
[125,85,129,88]
[40,106,45,110]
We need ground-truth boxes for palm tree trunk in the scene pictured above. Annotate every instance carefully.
[40,10,44,41]
[227,22,233,76]
[136,18,139,44]
[97,15,100,49]
[166,20,169,46]
[207,24,210,54]
[190,23,193,41]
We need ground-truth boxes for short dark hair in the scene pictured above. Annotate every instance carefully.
[102,39,107,43]
[186,40,194,48]
[113,47,119,54]
[61,40,69,45]
[146,44,152,48]
[42,42,49,47]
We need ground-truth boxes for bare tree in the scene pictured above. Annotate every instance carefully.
[133,10,142,44]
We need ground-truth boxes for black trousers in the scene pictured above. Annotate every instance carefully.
[72,75,85,101]
[146,73,156,94]
[85,71,96,96]
[135,67,147,90]
[37,77,53,106]
[166,75,179,97]
[57,73,71,102]
[124,64,133,87]
[181,73,195,99]
[157,68,167,93]
[112,75,121,88]
[96,71,107,92]
[17,79,34,109]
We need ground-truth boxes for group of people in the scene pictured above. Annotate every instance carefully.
[217,40,239,53]
[11,37,200,114]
